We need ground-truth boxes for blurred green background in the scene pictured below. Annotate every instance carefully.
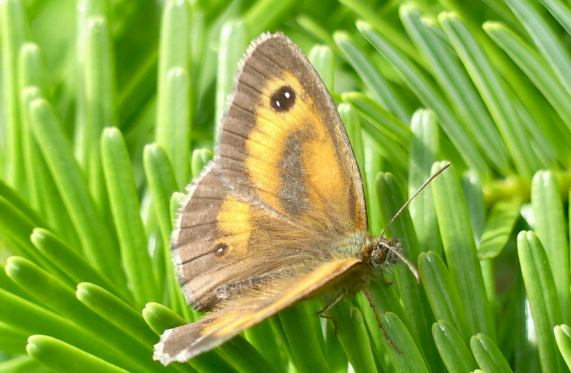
[1,0,571,371]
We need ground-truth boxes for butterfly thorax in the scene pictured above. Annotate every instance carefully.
[331,232,366,256]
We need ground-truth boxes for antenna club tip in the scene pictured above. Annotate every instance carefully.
[432,160,452,174]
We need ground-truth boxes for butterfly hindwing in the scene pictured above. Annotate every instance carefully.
[173,162,330,311]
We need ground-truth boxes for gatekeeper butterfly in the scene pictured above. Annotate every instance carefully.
[154,32,440,364]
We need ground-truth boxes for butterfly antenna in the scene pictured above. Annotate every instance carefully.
[363,287,400,353]
[377,162,450,282]
[379,161,451,239]
[383,243,420,282]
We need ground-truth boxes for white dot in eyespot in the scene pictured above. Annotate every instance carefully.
[214,243,228,257]
[270,85,296,112]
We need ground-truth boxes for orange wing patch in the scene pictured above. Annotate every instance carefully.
[245,71,311,213]
[216,196,251,256]
[245,71,351,226]
[303,116,346,215]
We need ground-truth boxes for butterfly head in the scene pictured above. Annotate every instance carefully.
[363,236,419,281]
[366,237,401,269]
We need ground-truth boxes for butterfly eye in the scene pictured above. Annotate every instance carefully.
[371,248,386,266]
[270,85,296,112]
[214,243,228,257]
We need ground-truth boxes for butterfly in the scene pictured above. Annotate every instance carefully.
[154,32,412,365]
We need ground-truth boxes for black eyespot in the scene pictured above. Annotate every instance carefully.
[270,85,296,112]
[214,243,228,257]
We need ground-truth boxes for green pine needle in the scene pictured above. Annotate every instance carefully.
[1,0,571,371]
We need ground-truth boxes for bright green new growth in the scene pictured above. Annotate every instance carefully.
[0,0,570,371]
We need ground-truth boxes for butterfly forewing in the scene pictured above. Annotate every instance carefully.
[157,33,370,365]
[218,33,367,233]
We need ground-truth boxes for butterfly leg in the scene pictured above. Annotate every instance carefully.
[317,290,346,334]
[363,288,400,354]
